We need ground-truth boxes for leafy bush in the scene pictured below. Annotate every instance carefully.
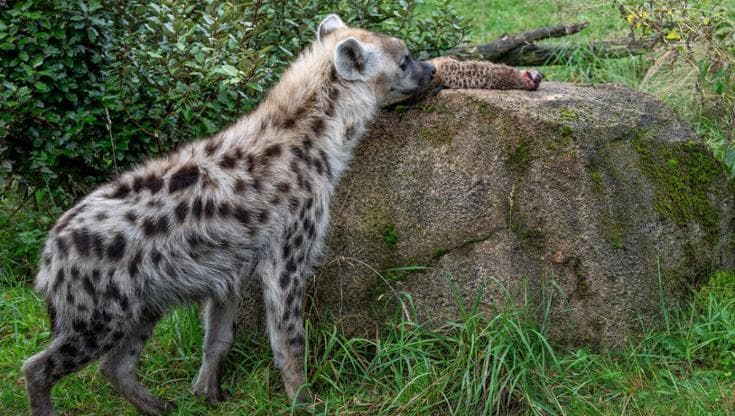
[0,0,467,198]
[617,0,735,175]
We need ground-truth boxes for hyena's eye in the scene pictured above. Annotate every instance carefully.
[399,55,409,71]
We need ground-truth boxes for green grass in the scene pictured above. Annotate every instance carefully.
[2,271,735,415]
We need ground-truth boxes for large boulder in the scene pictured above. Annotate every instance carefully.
[239,83,735,346]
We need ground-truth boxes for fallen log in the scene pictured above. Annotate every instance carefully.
[499,38,650,66]
[419,22,651,66]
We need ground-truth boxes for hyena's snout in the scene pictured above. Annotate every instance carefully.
[421,61,436,85]
[410,60,436,95]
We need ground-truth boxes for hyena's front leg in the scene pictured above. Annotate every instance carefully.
[429,56,544,91]
[259,247,309,403]
[193,297,238,404]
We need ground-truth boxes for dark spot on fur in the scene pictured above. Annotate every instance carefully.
[93,233,105,258]
[286,259,297,274]
[289,160,301,175]
[85,337,98,351]
[288,334,305,347]
[151,248,162,266]
[311,118,325,136]
[143,175,164,194]
[204,199,216,218]
[55,236,69,258]
[282,241,291,260]
[288,197,300,213]
[142,216,169,236]
[233,207,250,225]
[66,291,75,305]
[132,176,144,193]
[257,210,269,224]
[52,269,65,293]
[234,178,247,193]
[319,149,332,179]
[219,153,238,169]
[70,265,80,281]
[290,145,306,161]
[109,183,131,199]
[59,343,79,357]
[191,197,203,219]
[246,154,256,174]
[264,144,282,158]
[329,86,340,102]
[279,272,290,290]
[282,117,296,129]
[174,201,189,222]
[95,212,108,221]
[71,228,91,257]
[125,210,138,224]
[168,164,200,193]
[107,233,126,260]
[129,250,142,278]
[82,275,95,298]
[91,269,101,282]
[205,138,222,156]
[301,178,312,193]
[72,319,86,333]
[251,177,262,192]
[276,182,291,193]
[293,233,303,248]
[218,203,231,217]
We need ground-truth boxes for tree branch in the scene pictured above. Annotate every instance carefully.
[419,22,651,66]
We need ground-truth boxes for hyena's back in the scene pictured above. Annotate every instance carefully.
[36,135,299,324]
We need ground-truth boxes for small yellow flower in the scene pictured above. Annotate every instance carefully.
[666,31,681,41]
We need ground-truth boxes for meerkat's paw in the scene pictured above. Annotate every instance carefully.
[521,69,544,91]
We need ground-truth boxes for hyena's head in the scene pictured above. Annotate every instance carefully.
[317,14,436,105]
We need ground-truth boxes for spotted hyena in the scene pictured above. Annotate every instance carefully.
[23,15,542,416]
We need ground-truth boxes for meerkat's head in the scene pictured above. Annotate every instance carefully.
[317,14,436,105]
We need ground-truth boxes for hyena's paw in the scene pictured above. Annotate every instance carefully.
[521,69,544,91]
[193,383,229,404]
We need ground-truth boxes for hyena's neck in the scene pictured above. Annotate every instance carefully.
[247,43,378,183]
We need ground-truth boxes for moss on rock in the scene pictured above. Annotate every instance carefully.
[633,131,725,243]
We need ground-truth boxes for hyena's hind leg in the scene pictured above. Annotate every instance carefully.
[23,333,101,416]
[192,297,238,404]
[260,254,309,402]
[99,316,175,416]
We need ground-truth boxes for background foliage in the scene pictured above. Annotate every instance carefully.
[0,0,466,194]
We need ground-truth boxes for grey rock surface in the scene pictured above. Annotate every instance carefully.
[239,82,735,346]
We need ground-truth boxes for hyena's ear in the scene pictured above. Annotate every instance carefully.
[318,14,346,43]
[334,37,376,81]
